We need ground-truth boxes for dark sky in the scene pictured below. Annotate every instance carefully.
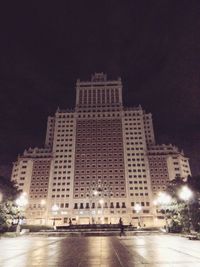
[1,0,200,175]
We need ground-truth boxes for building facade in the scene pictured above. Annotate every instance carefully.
[11,73,191,227]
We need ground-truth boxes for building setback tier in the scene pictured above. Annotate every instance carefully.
[11,73,191,227]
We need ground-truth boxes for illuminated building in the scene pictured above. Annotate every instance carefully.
[11,73,191,226]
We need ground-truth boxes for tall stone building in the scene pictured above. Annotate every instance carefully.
[11,73,191,226]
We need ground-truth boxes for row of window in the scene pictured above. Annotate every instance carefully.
[128,163,145,167]
[30,194,47,199]
[57,114,74,118]
[52,188,70,192]
[57,124,74,128]
[127,158,145,162]
[74,192,126,198]
[76,113,121,118]
[76,158,123,163]
[131,201,150,207]
[55,149,72,152]
[30,188,48,193]
[129,187,148,191]
[76,143,123,147]
[74,181,125,186]
[54,165,72,169]
[31,182,48,187]
[57,120,74,123]
[31,177,49,181]
[128,175,147,178]
[53,176,71,180]
[52,194,70,198]
[130,192,148,196]
[74,186,125,192]
[127,153,144,156]
[126,142,144,145]
[75,175,124,180]
[74,202,126,209]
[76,148,123,153]
[55,144,73,147]
[75,169,124,174]
[129,181,147,184]
[75,164,124,168]
[55,155,71,158]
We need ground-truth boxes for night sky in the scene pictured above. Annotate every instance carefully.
[1,1,200,176]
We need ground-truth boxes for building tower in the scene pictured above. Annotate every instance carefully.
[11,73,191,227]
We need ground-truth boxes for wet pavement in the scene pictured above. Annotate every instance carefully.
[0,234,200,266]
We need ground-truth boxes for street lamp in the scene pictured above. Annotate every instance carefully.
[89,184,102,224]
[40,199,47,225]
[99,199,104,223]
[51,204,59,229]
[154,192,172,232]
[134,203,142,228]
[179,186,193,232]
[15,192,28,232]
[41,199,46,206]
[179,186,193,202]
[0,192,3,203]
[16,192,29,208]
[93,190,98,196]
[89,180,111,224]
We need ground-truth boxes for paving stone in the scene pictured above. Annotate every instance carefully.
[0,234,200,266]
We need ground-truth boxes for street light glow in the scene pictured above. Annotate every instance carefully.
[154,191,172,231]
[52,204,59,212]
[134,203,142,213]
[16,192,28,207]
[156,192,172,206]
[41,199,46,206]
[179,186,193,201]
[99,199,104,205]
[93,190,98,196]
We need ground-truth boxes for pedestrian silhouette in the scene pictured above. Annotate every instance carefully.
[119,217,125,236]
[69,218,72,226]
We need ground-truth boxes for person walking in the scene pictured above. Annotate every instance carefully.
[69,218,72,226]
[119,217,125,236]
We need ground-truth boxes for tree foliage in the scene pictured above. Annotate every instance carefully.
[166,175,200,232]
[0,176,20,202]
[0,176,21,231]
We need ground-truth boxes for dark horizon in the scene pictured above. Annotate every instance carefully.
[1,1,200,176]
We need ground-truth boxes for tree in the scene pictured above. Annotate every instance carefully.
[166,176,200,232]
[0,176,21,231]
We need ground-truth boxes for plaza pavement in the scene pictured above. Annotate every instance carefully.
[0,234,200,266]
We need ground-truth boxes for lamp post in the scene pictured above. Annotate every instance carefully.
[51,204,59,230]
[89,179,111,224]
[41,199,46,206]
[154,192,172,232]
[179,186,193,232]
[99,199,104,223]
[134,204,142,228]
[40,199,47,225]
[15,192,28,232]
[88,189,98,224]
